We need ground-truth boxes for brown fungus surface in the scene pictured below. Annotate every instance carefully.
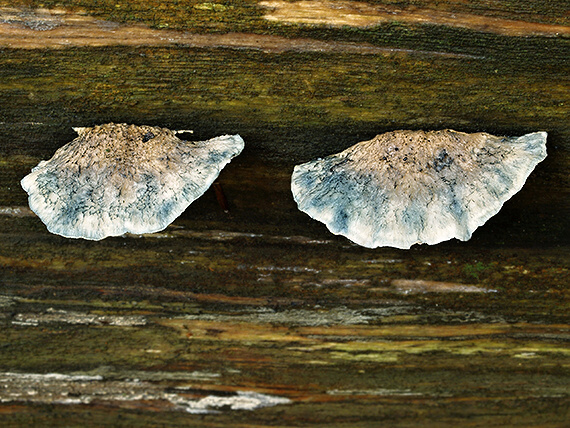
[291,130,547,249]
[21,123,244,240]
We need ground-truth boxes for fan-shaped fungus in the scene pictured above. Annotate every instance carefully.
[291,130,547,249]
[21,123,244,240]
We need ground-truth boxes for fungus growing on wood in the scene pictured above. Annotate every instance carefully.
[291,130,547,249]
[21,123,244,240]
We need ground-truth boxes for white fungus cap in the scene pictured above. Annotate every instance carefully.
[291,130,547,249]
[21,123,245,240]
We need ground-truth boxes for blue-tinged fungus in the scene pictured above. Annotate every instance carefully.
[21,123,244,240]
[291,130,547,249]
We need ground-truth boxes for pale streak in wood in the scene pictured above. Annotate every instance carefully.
[260,1,570,37]
[0,7,476,57]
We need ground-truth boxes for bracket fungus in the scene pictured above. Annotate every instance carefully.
[21,123,245,240]
[291,130,547,249]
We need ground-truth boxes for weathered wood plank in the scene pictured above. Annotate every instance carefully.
[0,1,568,426]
